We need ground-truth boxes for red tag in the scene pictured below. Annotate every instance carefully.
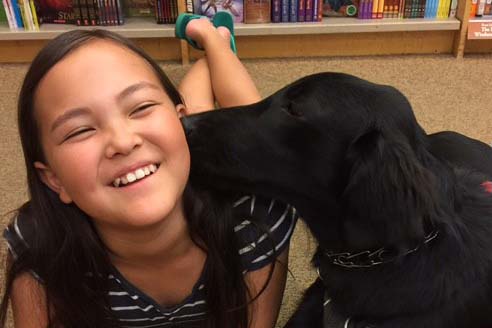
[482,181,492,194]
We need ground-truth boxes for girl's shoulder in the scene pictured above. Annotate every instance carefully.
[231,195,299,272]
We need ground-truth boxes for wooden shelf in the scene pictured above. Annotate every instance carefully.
[235,17,461,36]
[0,16,461,41]
[0,17,175,40]
[467,17,492,39]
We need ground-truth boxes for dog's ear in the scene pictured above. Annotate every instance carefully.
[341,128,438,253]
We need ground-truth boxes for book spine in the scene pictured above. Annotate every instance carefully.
[305,0,313,20]
[281,0,289,21]
[11,0,23,27]
[186,0,193,12]
[377,0,384,17]
[89,0,98,24]
[315,0,322,20]
[17,0,27,28]
[358,0,365,18]
[297,0,305,21]
[484,0,491,15]
[272,0,281,21]
[6,0,18,27]
[289,0,297,21]
[470,0,477,16]
[2,0,15,28]
[23,0,34,29]
[116,0,123,24]
[477,0,486,15]
[312,0,317,20]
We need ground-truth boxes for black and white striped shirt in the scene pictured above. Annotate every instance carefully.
[4,195,298,327]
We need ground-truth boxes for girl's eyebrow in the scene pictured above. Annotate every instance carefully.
[116,81,161,103]
[50,82,161,133]
[51,107,90,132]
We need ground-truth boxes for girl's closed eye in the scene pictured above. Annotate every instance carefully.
[130,103,159,117]
[62,126,95,143]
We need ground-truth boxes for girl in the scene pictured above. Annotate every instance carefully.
[0,17,298,328]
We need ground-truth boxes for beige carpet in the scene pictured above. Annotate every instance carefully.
[1,53,492,326]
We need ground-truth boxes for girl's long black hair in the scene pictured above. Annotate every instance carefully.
[0,29,263,328]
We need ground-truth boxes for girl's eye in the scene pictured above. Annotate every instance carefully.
[130,103,156,116]
[63,128,94,142]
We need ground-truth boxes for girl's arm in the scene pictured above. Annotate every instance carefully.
[246,248,290,328]
[11,272,48,327]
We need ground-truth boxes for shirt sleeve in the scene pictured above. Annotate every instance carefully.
[3,214,29,261]
[232,195,299,272]
[3,212,43,282]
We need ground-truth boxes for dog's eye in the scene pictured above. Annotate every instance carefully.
[283,103,303,118]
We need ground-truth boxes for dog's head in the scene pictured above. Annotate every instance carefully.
[182,72,444,250]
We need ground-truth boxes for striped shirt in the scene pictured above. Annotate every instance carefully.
[4,195,298,327]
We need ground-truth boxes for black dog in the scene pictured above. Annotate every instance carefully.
[181,72,492,328]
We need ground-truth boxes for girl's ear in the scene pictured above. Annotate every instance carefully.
[176,104,187,118]
[33,161,73,204]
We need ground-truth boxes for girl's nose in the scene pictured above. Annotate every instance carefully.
[104,124,143,158]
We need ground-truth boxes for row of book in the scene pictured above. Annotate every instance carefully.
[0,0,178,29]
[0,0,467,30]
[356,0,458,19]
[1,0,40,29]
[189,0,456,23]
[470,0,492,16]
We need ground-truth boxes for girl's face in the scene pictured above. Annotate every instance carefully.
[33,40,190,232]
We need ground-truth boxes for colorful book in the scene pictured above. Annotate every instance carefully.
[38,0,76,23]
[200,0,243,22]
[0,0,8,24]
[244,0,270,23]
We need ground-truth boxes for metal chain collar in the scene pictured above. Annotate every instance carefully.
[322,230,439,269]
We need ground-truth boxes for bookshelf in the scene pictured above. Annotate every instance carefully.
[0,0,480,63]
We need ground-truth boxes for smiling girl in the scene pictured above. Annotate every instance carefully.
[0,17,297,328]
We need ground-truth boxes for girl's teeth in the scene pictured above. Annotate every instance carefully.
[113,164,159,187]
[127,173,137,183]
[135,168,145,179]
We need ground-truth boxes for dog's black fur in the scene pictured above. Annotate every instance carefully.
[181,72,492,328]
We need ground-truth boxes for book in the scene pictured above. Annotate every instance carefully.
[305,0,313,20]
[322,0,358,16]
[10,0,24,26]
[281,0,289,21]
[271,0,280,21]
[5,0,18,27]
[38,0,76,23]
[200,0,243,22]
[482,0,492,17]
[298,0,305,21]
[124,0,154,16]
[476,0,486,15]
[289,0,297,21]
[377,0,383,17]
[0,0,7,23]
[244,0,270,23]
